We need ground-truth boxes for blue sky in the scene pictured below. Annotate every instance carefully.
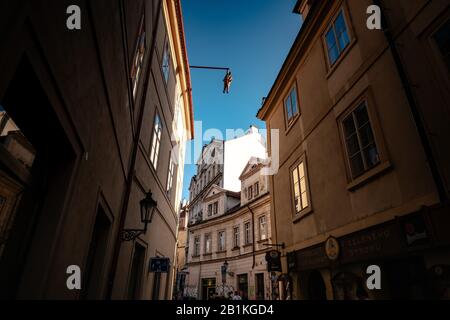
[181,0,302,200]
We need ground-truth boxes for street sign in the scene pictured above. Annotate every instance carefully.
[149,257,170,273]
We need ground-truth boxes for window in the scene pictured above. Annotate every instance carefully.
[162,36,171,83]
[284,85,299,125]
[131,14,146,99]
[193,236,200,256]
[218,231,225,251]
[254,182,260,197]
[342,102,380,178]
[433,19,450,71]
[259,216,267,241]
[213,201,218,215]
[166,152,175,194]
[325,10,351,66]
[150,111,162,169]
[207,204,213,217]
[248,186,253,200]
[233,227,240,248]
[244,222,252,245]
[292,159,310,214]
[204,233,212,254]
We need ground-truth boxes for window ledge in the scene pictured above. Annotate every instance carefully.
[243,243,253,248]
[325,39,357,80]
[285,113,300,135]
[257,239,269,244]
[202,253,212,257]
[191,255,200,258]
[215,250,227,254]
[231,247,240,251]
[292,207,313,224]
[346,161,392,191]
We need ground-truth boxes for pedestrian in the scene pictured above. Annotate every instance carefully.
[232,291,242,300]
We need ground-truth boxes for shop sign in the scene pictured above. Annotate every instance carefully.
[325,236,340,261]
[266,250,282,272]
[149,257,170,273]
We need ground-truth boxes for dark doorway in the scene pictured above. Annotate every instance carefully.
[384,257,427,299]
[201,278,216,300]
[82,205,111,299]
[237,273,249,299]
[307,270,327,300]
[0,56,76,298]
[128,243,146,299]
[255,273,265,300]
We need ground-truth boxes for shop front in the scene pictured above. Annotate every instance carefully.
[287,204,450,300]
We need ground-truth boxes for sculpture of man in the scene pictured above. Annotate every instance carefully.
[223,70,233,94]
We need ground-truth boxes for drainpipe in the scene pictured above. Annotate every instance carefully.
[247,205,256,269]
[106,0,163,299]
[374,0,447,203]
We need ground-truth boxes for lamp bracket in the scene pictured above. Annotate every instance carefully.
[121,229,145,241]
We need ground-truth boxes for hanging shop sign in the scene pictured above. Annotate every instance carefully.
[149,257,170,273]
[266,250,282,272]
[325,236,340,261]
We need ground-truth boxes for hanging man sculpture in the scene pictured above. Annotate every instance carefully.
[223,70,233,94]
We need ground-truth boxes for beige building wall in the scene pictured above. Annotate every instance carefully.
[258,0,450,299]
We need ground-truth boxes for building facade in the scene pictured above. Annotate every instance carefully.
[257,0,450,300]
[0,0,193,299]
[184,155,273,300]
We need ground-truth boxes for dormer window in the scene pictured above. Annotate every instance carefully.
[248,186,253,200]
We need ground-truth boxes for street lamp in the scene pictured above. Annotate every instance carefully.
[121,191,157,241]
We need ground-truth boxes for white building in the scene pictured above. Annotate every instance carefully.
[223,126,266,192]
[184,157,273,300]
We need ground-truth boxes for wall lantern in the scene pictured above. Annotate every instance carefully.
[122,191,157,241]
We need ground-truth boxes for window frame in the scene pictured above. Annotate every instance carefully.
[254,182,260,197]
[166,151,175,194]
[289,153,313,222]
[322,6,355,71]
[244,221,252,245]
[131,13,146,101]
[149,110,163,170]
[204,233,212,254]
[193,236,200,257]
[162,34,171,84]
[217,230,226,252]
[283,83,300,129]
[233,226,240,248]
[341,101,380,179]
[258,215,267,241]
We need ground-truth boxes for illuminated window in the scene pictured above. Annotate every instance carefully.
[150,111,162,169]
[131,14,146,99]
[292,159,310,214]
